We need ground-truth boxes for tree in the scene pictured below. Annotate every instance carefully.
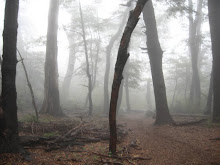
[104,7,129,114]
[143,0,173,125]
[208,0,220,122]
[0,0,20,153]
[41,0,63,116]
[62,26,76,100]
[188,0,203,107]
[79,1,93,115]
[109,0,148,155]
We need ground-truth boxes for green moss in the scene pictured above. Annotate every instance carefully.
[19,114,38,123]
[43,131,59,137]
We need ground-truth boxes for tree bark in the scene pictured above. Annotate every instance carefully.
[116,79,124,114]
[208,0,220,122]
[104,8,129,114]
[41,0,63,116]
[79,1,93,115]
[0,0,20,153]
[143,0,173,125]
[109,0,148,155]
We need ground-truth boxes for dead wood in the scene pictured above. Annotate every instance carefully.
[173,119,207,126]
[51,121,87,143]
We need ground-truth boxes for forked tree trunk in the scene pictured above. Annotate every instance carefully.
[0,0,20,153]
[143,0,173,125]
[41,0,63,116]
[104,8,129,114]
[109,0,148,155]
[208,0,220,122]
[79,1,93,115]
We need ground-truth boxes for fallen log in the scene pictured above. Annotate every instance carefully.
[173,119,207,126]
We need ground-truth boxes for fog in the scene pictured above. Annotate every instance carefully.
[0,0,212,115]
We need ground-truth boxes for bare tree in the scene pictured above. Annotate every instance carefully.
[79,1,93,115]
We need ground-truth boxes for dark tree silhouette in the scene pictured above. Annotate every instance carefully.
[208,0,220,122]
[143,0,173,125]
[109,0,148,155]
[0,0,20,153]
[41,0,63,116]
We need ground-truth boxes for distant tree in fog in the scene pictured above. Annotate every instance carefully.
[40,0,63,116]
[79,1,93,115]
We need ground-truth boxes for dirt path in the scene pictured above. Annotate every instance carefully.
[120,113,220,165]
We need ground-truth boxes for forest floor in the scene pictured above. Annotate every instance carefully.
[0,110,220,165]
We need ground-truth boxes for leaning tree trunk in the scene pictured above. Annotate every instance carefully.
[208,0,220,122]
[188,0,203,107]
[79,1,93,115]
[204,68,213,115]
[116,79,124,114]
[104,8,129,114]
[143,0,173,125]
[41,0,63,116]
[0,0,20,153]
[109,0,148,155]
[17,49,38,120]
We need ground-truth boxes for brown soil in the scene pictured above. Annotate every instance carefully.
[0,112,220,165]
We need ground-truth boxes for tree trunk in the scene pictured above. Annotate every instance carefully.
[116,79,124,114]
[204,68,213,115]
[0,0,20,153]
[104,8,129,114]
[143,0,173,125]
[146,79,152,110]
[208,0,220,122]
[41,0,63,116]
[62,27,76,100]
[188,0,203,107]
[109,0,148,155]
[79,1,93,115]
